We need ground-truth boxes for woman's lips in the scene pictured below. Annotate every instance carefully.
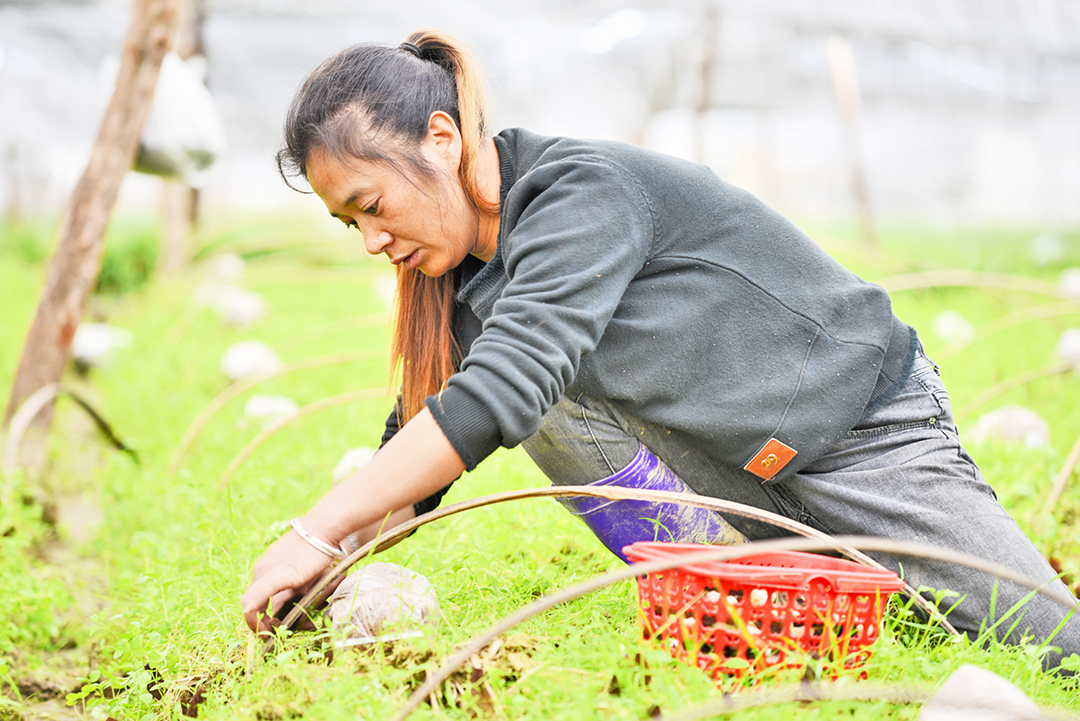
[389,249,420,269]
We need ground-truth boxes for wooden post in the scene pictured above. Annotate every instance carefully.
[2,0,180,459]
[693,4,721,166]
[160,0,207,274]
[827,34,877,249]
[3,144,22,228]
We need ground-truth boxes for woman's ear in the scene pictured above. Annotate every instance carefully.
[424,111,463,173]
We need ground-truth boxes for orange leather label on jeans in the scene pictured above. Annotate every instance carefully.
[744,438,798,481]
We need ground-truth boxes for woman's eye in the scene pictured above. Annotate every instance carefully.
[363,201,379,215]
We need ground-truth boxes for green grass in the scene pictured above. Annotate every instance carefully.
[1,216,1079,719]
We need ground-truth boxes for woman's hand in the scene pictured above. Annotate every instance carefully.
[239,408,465,634]
[241,528,335,635]
[241,504,418,634]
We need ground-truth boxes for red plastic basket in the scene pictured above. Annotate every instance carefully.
[624,542,904,681]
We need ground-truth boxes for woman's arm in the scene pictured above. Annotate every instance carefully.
[380,399,461,520]
[345,504,416,553]
[241,407,465,634]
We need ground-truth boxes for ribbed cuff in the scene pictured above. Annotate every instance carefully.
[425,386,503,471]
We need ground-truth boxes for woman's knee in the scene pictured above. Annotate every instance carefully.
[521,393,639,484]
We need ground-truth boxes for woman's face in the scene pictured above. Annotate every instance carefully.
[307,125,482,277]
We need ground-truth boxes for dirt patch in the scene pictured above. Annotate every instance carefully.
[4,396,117,721]
[20,697,86,721]
[3,648,95,721]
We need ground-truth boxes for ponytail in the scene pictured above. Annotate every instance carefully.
[404,30,498,215]
[276,30,493,425]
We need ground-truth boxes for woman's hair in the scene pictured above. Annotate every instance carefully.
[276,30,494,425]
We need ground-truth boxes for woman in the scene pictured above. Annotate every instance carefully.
[241,30,1078,665]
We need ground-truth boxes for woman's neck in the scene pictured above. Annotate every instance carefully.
[471,137,501,263]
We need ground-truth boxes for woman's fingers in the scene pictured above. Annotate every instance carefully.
[280,569,346,631]
[241,532,335,633]
[242,575,297,634]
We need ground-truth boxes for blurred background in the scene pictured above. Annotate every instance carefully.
[4,10,1080,709]
[1,0,1078,233]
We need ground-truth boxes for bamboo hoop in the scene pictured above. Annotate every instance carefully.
[934,301,1080,362]
[390,533,1078,721]
[666,681,1080,721]
[161,294,207,347]
[2,383,136,472]
[876,271,1062,298]
[167,351,385,477]
[217,388,386,488]
[1040,429,1080,532]
[275,488,963,642]
[957,360,1075,418]
[667,683,931,720]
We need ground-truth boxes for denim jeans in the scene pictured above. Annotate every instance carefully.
[522,346,1080,664]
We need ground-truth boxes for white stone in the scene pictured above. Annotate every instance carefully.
[216,286,267,327]
[221,340,281,382]
[1029,232,1064,266]
[327,563,440,643]
[932,310,976,344]
[209,253,245,282]
[71,323,133,368]
[195,282,267,327]
[1056,328,1080,368]
[242,394,298,428]
[333,447,375,484]
[218,291,266,327]
[1059,268,1080,299]
[966,405,1050,449]
[918,664,1043,721]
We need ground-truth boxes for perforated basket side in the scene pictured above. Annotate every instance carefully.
[624,542,904,593]
[631,547,898,681]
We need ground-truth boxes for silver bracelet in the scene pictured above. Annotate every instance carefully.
[289,518,345,559]
[341,533,361,555]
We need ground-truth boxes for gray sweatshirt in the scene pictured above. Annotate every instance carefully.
[424,128,910,484]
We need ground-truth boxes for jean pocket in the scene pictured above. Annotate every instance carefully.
[916,341,941,376]
[843,416,941,440]
[844,370,947,440]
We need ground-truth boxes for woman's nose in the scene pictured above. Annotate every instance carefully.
[362,227,392,255]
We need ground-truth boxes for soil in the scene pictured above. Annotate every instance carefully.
[3,394,115,721]
[6,648,95,721]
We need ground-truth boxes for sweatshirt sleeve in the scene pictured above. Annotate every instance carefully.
[426,155,655,469]
[378,401,401,449]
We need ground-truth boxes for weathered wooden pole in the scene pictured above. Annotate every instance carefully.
[827,34,877,249]
[3,0,180,463]
[160,0,208,273]
[693,3,721,166]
